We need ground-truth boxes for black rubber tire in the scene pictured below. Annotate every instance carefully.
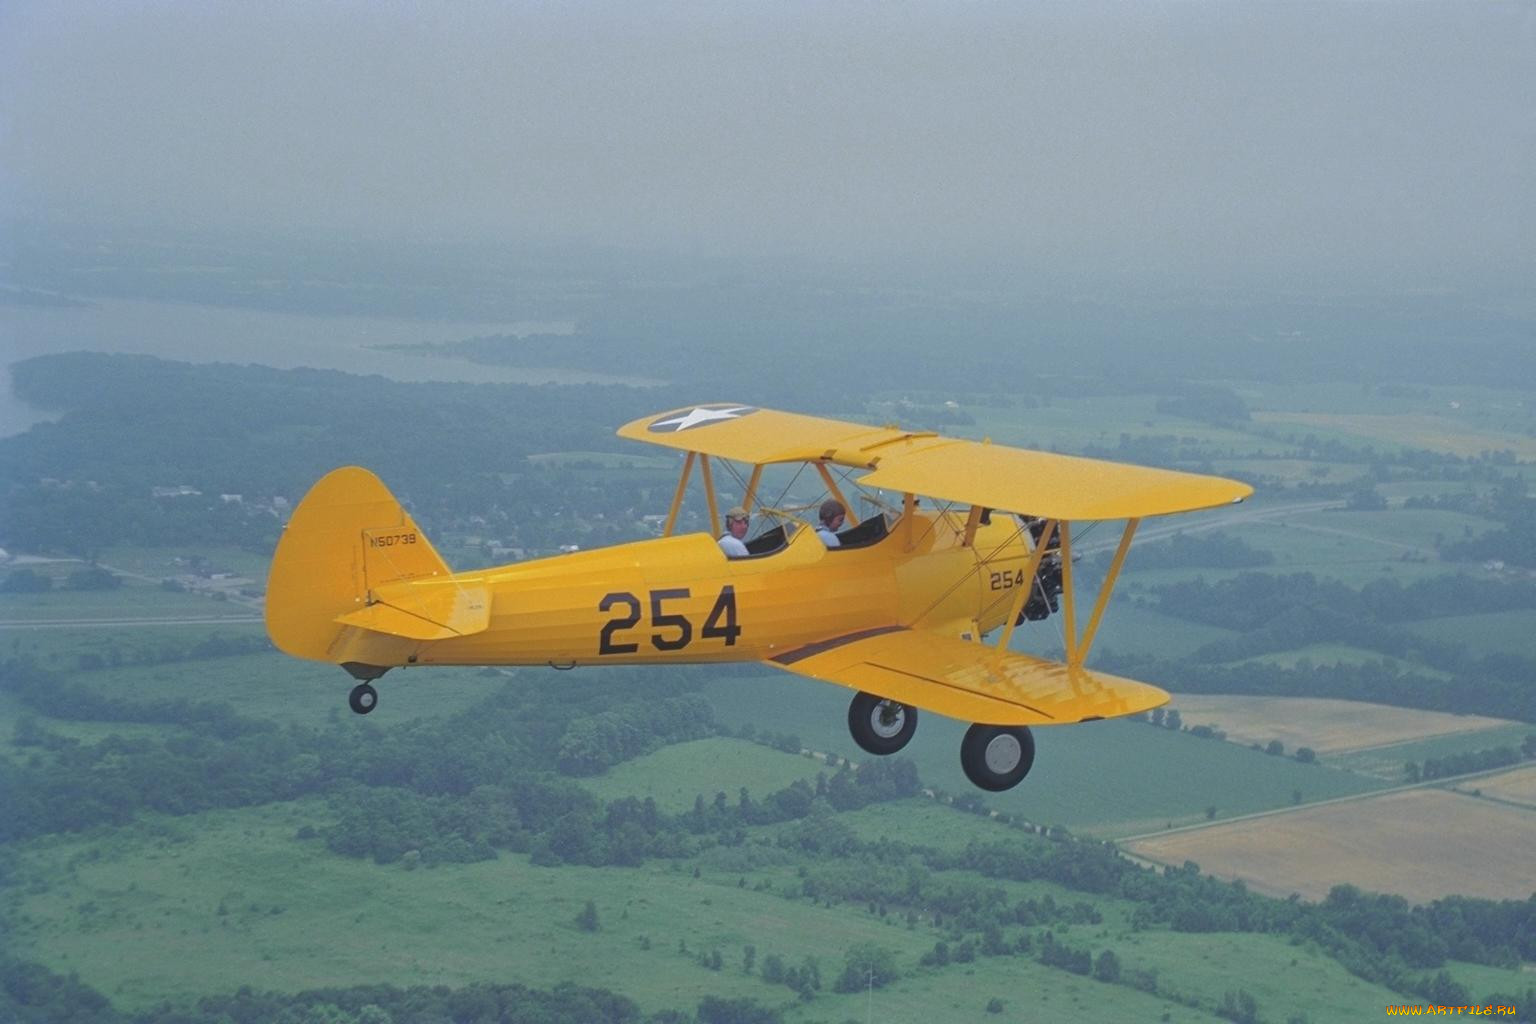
[960,724,1035,791]
[847,691,917,756]
[348,683,378,715]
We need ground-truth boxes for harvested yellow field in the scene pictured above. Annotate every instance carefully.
[1169,694,1512,754]
[1126,789,1536,903]
[1456,764,1536,809]
[1251,411,1536,461]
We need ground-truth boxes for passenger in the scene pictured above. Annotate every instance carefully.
[816,499,846,548]
[718,506,751,558]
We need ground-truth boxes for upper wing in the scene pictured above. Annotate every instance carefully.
[618,403,1250,519]
[616,403,917,466]
[855,438,1252,520]
[768,627,1169,727]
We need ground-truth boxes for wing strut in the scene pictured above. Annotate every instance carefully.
[994,517,1139,669]
[1060,522,1077,663]
[1075,518,1139,667]
[699,454,721,536]
[743,464,764,513]
[992,518,1058,658]
[662,452,697,537]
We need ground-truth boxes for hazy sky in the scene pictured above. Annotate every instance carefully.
[2,1,1533,292]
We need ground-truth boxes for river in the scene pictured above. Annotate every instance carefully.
[0,297,659,438]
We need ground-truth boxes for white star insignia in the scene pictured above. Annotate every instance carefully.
[649,405,757,432]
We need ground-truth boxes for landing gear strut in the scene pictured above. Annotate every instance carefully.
[960,724,1035,791]
[348,683,378,715]
[847,691,917,755]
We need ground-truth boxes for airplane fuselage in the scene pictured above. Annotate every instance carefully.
[354,510,1032,671]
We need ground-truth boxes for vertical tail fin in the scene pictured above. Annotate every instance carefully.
[265,466,453,663]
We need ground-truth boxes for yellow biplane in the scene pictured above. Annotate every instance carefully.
[266,404,1251,791]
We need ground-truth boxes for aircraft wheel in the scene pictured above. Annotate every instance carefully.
[348,683,378,715]
[960,724,1035,791]
[847,692,917,755]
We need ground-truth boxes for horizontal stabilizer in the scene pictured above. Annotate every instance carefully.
[769,627,1168,726]
[334,584,490,641]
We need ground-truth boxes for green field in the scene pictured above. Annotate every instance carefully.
[818,798,1026,852]
[581,736,829,813]
[704,671,1387,838]
[0,583,258,623]
[97,544,274,580]
[3,800,1230,1022]
[1088,602,1238,661]
[55,651,502,726]
[13,795,1451,1023]
[1406,609,1536,661]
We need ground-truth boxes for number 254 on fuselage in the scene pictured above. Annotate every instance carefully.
[266,404,1251,792]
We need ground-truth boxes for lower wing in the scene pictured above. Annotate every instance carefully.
[767,627,1168,726]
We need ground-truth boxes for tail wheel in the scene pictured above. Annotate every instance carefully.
[348,683,378,715]
[847,692,917,755]
[960,724,1035,791]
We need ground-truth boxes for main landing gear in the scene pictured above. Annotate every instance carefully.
[847,691,918,755]
[960,723,1035,792]
[845,691,1036,792]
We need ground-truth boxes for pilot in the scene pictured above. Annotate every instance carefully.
[718,506,751,558]
[816,499,846,547]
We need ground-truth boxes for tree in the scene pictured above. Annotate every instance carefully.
[1,569,50,593]
[1265,740,1284,756]
[575,899,599,932]
[1220,989,1260,1024]
[1093,949,1121,983]
[65,566,122,591]
[833,944,898,993]
[1295,747,1317,764]
[697,996,782,1024]
[1165,709,1183,731]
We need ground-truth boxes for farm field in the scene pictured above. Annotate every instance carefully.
[1250,410,1536,461]
[1323,724,1536,781]
[1450,763,1536,809]
[1284,506,1501,551]
[1230,643,1451,676]
[1125,787,1536,903]
[1168,695,1515,755]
